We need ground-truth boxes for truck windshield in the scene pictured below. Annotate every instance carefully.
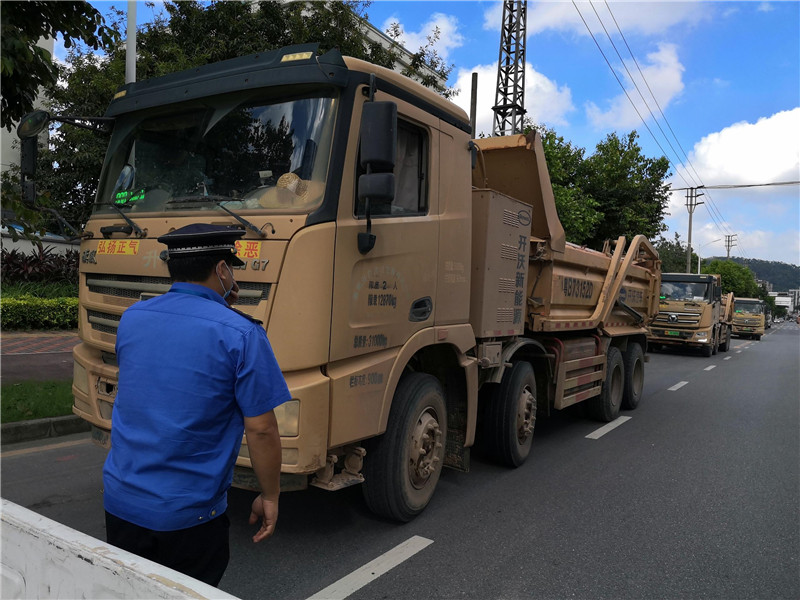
[735,302,764,314]
[94,89,336,215]
[660,282,710,302]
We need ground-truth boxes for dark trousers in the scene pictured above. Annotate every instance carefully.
[105,511,230,587]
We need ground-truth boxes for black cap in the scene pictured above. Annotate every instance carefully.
[157,224,246,266]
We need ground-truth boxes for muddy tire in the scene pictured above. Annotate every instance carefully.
[485,361,536,468]
[711,329,719,355]
[588,346,624,422]
[621,343,644,411]
[362,373,447,522]
[719,327,731,352]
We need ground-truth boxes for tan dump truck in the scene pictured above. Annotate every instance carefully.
[719,292,734,349]
[732,297,766,340]
[647,273,729,356]
[22,44,661,521]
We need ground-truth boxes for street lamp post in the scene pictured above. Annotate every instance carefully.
[697,238,723,274]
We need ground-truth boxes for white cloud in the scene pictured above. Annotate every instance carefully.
[450,63,574,136]
[757,2,775,12]
[484,0,713,37]
[380,13,464,61]
[688,108,800,185]
[585,43,684,130]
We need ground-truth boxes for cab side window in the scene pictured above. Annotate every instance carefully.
[356,120,428,218]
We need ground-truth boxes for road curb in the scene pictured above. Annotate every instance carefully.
[1,415,90,446]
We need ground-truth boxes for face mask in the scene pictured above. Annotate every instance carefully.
[217,263,235,300]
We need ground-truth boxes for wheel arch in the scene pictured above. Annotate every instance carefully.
[377,327,478,454]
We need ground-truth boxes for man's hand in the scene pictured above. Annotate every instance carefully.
[226,279,240,306]
[249,493,278,543]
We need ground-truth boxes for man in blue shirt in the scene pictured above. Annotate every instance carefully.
[103,223,290,586]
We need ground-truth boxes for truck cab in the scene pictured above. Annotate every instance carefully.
[648,273,725,356]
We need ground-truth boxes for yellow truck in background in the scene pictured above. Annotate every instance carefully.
[732,297,766,340]
[648,273,730,356]
[20,44,661,521]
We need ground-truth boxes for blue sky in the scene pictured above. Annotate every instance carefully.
[77,1,800,267]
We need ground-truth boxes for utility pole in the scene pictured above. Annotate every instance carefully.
[685,187,704,273]
[725,234,737,259]
[492,0,527,135]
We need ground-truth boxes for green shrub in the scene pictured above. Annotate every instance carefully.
[1,245,79,284]
[0,295,78,330]
[1,281,79,298]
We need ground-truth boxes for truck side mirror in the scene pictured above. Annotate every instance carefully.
[360,102,397,172]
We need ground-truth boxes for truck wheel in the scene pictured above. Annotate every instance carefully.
[719,327,731,352]
[711,330,719,355]
[702,342,713,357]
[588,346,624,422]
[485,361,536,468]
[755,335,762,341]
[622,343,644,411]
[362,373,447,522]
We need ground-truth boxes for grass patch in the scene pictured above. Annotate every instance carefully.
[1,381,74,423]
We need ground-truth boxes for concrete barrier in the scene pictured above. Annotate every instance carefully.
[1,499,238,599]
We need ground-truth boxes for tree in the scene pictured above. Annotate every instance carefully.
[0,1,119,131]
[702,259,760,297]
[537,127,601,245]
[654,233,697,274]
[578,131,671,249]
[6,0,453,233]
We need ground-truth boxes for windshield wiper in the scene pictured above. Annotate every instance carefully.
[96,202,145,238]
[167,194,267,238]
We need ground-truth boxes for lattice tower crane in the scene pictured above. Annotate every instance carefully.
[492,0,528,136]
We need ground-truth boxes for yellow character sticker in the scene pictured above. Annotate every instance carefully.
[236,240,262,259]
[97,240,140,255]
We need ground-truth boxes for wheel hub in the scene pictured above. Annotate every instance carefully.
[516,386,535,443]
[408,410,443,489]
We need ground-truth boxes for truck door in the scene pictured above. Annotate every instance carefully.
[330,91,440,365]
[325,90,442,447]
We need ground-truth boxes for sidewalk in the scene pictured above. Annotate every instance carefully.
[1,330,88,445]
[1,330,79,383]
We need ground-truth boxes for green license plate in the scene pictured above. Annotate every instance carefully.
[666,330,681,336]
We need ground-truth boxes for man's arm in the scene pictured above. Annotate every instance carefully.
[244,410,281,543]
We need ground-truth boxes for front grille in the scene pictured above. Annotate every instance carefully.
[86,273,271,306]
[653,311,701,325]
[88,309,121,335]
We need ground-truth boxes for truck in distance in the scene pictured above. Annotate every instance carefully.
[647,273,729,356]
[732,298,766,340]
[20,44,662,521]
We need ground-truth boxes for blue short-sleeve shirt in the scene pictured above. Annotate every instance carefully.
[103,282,290,531]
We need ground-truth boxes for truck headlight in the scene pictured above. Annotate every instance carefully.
[696,332,708,340]
[274,400,300,437]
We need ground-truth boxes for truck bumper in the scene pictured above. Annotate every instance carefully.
[72,342,331,478]
[647,325,713,348]
[235,367,330,476]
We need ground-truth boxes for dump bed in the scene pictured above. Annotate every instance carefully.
[720,292,734,324]
[471,133,661,339]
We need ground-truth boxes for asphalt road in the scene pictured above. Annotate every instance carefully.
[2,323,798,599]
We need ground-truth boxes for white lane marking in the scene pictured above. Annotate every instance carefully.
[736,350,742,354]
[585,416,632,439]
[704,365,717,371]
[308,536,434,600]
[668,381,689,391]
[724,357,732,361]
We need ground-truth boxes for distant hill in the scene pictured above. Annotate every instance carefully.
[708,257,800,291]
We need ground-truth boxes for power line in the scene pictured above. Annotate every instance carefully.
[571,0,693,188]
[589,1,699,188]
[602,1,705,187]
